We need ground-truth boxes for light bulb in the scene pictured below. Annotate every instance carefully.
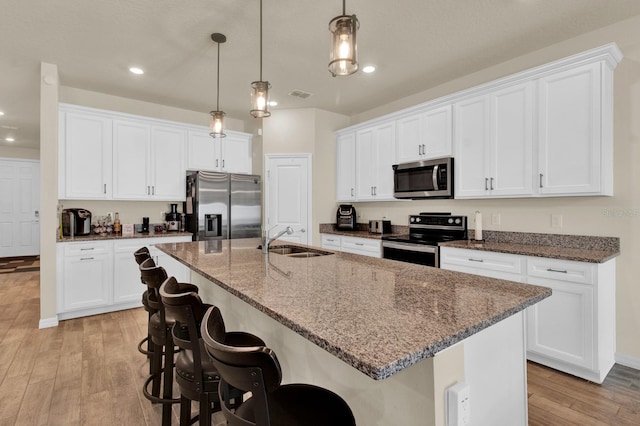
[257,94,266,110]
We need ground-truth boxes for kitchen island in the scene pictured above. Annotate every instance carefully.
[156,238,551,425]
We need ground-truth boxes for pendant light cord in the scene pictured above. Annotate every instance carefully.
[259,0,263,81]
[342,0,346,15]
[216,41,220,110]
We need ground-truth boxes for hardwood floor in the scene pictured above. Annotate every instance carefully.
[1,270,639,425]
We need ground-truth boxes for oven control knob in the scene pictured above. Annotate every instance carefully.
[455,218,461,224]
[448,218,453,224]
[410,217,415,223]
[415,217,421,223]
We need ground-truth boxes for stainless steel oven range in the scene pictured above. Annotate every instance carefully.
[381,213,467,267]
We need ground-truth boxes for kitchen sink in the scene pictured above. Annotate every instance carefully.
[258,245,334,257]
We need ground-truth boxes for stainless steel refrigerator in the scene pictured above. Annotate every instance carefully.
[185,171,262,241]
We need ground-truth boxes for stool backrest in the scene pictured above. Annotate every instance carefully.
[139,257,167,312]
[201,306,283,425]
[134,246,151,265]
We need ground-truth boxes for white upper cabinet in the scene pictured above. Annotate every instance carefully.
[396,104,452,163]
[186,129,252,174]
[336,131,356,202]
[455,82,533,199]
[112,120,185,200]
[537,62,608,195]
[356,121,396,201]
[59,110,113,199]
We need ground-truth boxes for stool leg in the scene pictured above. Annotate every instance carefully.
[200,393,211,426]
[180,395,191,426]
[161,339,174,426]
[150,340,162,398]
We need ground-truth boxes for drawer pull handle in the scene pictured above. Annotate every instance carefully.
[80,248,95,251]
[355,243,364,246]
[327,239,335,242]
[80,257,94,261]
[547,268,567,274]
[469,258,484,263]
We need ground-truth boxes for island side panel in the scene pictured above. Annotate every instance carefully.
[193,271,458,426]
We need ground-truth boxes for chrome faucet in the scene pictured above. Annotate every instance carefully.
[263,225,294,253]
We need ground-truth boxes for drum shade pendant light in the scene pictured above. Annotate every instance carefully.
[328,0,359,77]
[250,0,271,118]
[210,33,227,138]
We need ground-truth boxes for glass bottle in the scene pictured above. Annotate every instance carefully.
[113,212,121,235]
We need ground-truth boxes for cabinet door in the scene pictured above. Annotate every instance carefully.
[423,105,452,159]
[355,128,376,200]
[187,130,220,171]
[372,121,396,200]
[526,276,595,370]
[151,125,186,200]
[113,119,151,199]
[454,95,491,198]
[336,132,356,201]
[537,62,601,195]
[62,111,112,199]
[491,83,534,197]
[221,135,252,174]
[396,112,423,163]
[113,240,148,305]
[62,253,112,311]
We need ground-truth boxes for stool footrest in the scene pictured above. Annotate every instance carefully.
[143,374,180,405]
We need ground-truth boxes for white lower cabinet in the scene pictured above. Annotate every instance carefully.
[320,234,382,258]
[440,246,615,383]
[58,236,191,320]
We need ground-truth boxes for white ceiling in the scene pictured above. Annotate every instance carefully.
[2,0,640,150]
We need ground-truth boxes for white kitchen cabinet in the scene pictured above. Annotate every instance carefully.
[320,234,382,258]
[59,240,113,312]
[186,129,252,174]
[537,62,611,195]
[113,120,185,200]
[440,246,616,383]
[59,109,113,199]
[58,235,191,320]
[396,104,452,163]
[336,131,356,202]
[355,121,396,201]
[454,82,533,199]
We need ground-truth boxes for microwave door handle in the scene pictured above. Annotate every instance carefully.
[432,164,439,190]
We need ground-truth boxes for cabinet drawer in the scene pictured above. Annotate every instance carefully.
[341,236,382,257]
[440,247,523,275]
[63,241,111,256]
[321,234,341,249]
[527,258,594,284]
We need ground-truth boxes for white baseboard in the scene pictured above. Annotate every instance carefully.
[39,316,59,329]
[615,352,640,370]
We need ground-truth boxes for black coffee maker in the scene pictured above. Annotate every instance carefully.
[336,204,357,231]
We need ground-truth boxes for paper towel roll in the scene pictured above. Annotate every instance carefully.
[475,211,483,241]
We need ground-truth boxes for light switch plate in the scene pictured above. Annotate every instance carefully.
[551,214,563,228]
[491,213,501,226]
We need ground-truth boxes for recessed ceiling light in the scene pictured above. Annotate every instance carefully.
[269,101,278,107]
[0,111,5,116]
[363,65,376,73]
[5,137,15,142]
[129,67,144,75]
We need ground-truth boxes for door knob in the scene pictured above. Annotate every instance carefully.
[300,228,306,233]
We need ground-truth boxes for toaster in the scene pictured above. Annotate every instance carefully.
[368,219,391,234]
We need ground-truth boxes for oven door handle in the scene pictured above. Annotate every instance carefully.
[382,241,437,253]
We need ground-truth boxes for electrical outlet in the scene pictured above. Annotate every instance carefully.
[491,213,501,226]
[551,214,563,228]
[447,382,470,426]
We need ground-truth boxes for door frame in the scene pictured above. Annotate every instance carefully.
[264,153,313,246]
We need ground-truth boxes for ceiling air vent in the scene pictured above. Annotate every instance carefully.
[288,89,313,99]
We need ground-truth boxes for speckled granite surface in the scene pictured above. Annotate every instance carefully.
[156,238,551,380]
[319,223,409,239]
[446,230,619,263]
[56,231,192,243]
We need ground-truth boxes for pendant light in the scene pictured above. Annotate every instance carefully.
[210,33,227,138]
[250,0,271,118]
[328,0,359,77]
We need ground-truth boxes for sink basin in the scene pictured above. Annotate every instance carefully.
[258,245,334,257]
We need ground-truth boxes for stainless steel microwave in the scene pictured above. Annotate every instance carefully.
[392,157,453,199]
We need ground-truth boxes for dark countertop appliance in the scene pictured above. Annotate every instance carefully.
[382,212,467,267]
[336,204,357,231]
[62,208,92,236]
[165,203,180,231]
[369,219,391,234]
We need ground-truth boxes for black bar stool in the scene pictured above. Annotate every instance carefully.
[160,277,265,426]
[134,247,153,364]
[201,305,356,426]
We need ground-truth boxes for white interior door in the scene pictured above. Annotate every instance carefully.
[0,159,40,257]
[265,155,311,245]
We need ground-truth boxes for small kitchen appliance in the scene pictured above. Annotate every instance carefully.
[369,219,391,234]
[381,212,467,267]
[336,204,357,231]
[142,217,150,234]
[62,208,92,236]
[165,203,180,231]
[392,157,453,199]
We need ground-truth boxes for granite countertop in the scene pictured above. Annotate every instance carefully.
[319,223,408,240]
[156,238,551,381]
[56,231,192,243]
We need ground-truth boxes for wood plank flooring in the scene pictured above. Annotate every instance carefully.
[1,270,639,425]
